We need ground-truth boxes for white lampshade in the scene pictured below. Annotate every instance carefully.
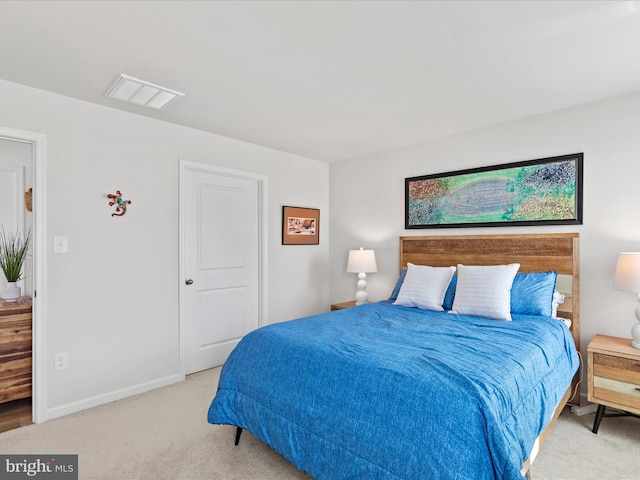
[347,248,377,274]
[613,252,640,349]
[614,253,640,292]
[347,248,377,306]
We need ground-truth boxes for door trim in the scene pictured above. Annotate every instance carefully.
[0,126,47,423]
[178,160,268,376]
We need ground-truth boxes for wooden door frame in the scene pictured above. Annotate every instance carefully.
[0,126,47,423]
[178,160,268,377]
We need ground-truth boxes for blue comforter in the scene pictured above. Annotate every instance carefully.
[208,301,579,480]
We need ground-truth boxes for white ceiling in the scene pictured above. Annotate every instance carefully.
[1,1,640,162]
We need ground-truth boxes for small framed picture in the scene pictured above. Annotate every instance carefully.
[282,206,319,245]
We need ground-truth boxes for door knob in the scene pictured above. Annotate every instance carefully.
[185,278,194,285]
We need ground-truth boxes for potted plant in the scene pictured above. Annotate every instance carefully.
[0,226,31,302]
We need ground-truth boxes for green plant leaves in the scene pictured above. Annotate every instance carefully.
[0,227,31,283]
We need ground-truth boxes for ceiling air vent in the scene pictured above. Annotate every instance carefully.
[105,74,185,110]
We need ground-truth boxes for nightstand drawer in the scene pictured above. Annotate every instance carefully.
[592,352,640,384]
[592,376,640,411]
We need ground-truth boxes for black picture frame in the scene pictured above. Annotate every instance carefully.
[405,153,583,229]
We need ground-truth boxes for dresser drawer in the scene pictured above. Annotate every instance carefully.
[0,313,32,348]
[0,368,31,403]
[592,352,640,411]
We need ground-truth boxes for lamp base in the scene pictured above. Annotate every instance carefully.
[632,301,640,349]
[355,273,368,306]
[632,319,640,349]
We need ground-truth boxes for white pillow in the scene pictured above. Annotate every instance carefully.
[450,263,520,321]
[393,263,456,311]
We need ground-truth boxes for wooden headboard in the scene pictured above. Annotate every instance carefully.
[399,233,580,404]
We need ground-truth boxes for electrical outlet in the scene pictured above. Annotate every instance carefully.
[55,352,69,371]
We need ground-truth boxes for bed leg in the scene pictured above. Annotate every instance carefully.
[234,426,243,445]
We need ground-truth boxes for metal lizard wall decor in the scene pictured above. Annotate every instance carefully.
[107,190,132,217]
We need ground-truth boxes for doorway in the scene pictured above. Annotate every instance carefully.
[0,126,47,426]
[179,161,267,375]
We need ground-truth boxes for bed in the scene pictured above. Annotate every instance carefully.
[208,233,581,480]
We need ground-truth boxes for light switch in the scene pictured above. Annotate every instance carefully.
[54,236,68,253]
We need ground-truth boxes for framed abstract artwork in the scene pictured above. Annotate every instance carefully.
[282,206,320,245]
[405,153,583,229]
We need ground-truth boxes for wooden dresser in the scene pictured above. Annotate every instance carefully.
[0,296,32,403]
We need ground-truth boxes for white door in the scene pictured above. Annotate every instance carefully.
[181,164,263,374]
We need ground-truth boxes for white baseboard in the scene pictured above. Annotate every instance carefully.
[45,372,184,422]
[570,393,598,416]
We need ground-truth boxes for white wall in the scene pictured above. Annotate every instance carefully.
[330,90,640,374]
[0,79,329,419]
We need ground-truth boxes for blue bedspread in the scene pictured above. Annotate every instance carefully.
[208,301,579,480]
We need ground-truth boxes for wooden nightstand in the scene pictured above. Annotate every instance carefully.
[588,334,640,433]
[330,301,357,311]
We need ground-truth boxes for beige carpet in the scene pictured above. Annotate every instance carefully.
[0,367,638,479]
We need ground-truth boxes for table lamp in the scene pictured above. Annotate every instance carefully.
[613,252,640,349]
[347,247,377,305]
